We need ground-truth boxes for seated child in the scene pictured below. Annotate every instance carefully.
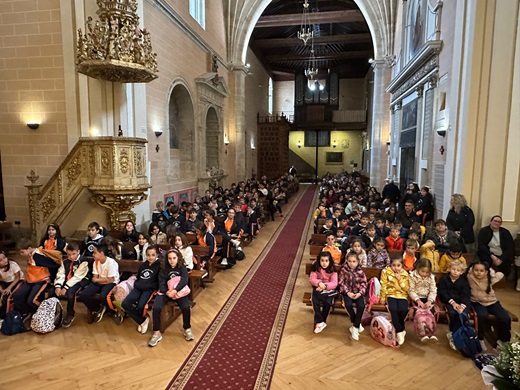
[194,221,216,270]
[12,238,62,320]
[386,227,404,251]
[173,233,194,271]
[246,199,259,236]
[148,223,168,245]
[184,209,199,234]
[439,241,467,273]
[119,221,140,243]
[419,240,440,272]
[361,223,377,250]
[366,237,391,268]
[408,258,438,341]
[309,251,338,334]
[349,239,368,268]
[0,250,24,320]
[437,260,471,350]
[122,246,161,334]
[78,244,119,323]
[407,229,422,246]
[338,252,367,341]
[149,249,194,347]
[379,257,409,345]
[322,233,342,265]
[39,223,67,254]
[403,239,419,271]
[319,218,336,236]
[467,260,511,349]
[84,222,104,257]
[54,242,91,327]
[375,217,390,238]
[133,233,150,261]
[393,220,408,239]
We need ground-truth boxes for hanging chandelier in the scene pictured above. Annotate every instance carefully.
[76,0,158,83]
[304,40,326,91]
[297,0,313,45]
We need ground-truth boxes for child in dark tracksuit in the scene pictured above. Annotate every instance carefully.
[122,246,161,334]
[148,248,194,347]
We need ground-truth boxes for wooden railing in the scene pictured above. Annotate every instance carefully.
[26,137,150,240]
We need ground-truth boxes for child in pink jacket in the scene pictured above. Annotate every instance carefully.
[309,251,338,334]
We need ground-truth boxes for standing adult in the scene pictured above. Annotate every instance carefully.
[445,194,475,252]
[477,215,514,277]
[382,180,401,204]
[415,187,434,224]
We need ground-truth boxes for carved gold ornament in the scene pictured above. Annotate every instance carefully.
[76,0,158,83]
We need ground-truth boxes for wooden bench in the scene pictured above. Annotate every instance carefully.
[191,245,218,283]
[302,264,518,346]
[309,234,326,245]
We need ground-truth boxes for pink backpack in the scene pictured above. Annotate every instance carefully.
[412,307,438,338]
[370,314,399,348]
[366,277,381,311]
[167,276,190,299]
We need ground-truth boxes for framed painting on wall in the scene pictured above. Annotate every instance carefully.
[325,152,343,164]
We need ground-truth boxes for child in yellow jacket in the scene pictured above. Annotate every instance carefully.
[380,257,409,345]
[439,241,467,273]
[419,240,440,272]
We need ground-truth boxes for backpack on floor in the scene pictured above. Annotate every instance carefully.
[1,310,26,335]
[452,313,482,358]
[370,314,399,348]
[366,277,381,311]
[413,307,437,338]
[30,297,62,334]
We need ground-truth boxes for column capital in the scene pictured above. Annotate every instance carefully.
[416,84,424,98]
[428,74,438,89]
[370,55,396,69]
[229,62,251,75]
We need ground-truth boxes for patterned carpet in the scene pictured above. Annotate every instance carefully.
[167,186,315,390]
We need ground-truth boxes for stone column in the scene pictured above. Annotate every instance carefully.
[229,65,248,182]
[369,60,393,190]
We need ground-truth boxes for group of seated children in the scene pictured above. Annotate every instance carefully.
[1,235,193,347]
[310,250,512,350]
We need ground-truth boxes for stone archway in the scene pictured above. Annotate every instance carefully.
[168,82,195,172]
[205,107,219,170]
[226,0,397,189]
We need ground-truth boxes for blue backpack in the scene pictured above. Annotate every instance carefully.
[452,313,482,358]
[1,310,26,336]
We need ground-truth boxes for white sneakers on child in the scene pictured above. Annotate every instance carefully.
[358,324,364,333]
[396,330,406,345]
[314,322,327,334]
[231,239,240,247]
[349,326,360,341]
[447,332,457,350]
[516,279,520,292]
[184,328,194,341]
[139,316,150,334]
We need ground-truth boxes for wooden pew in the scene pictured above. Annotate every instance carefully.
[191,245,218,283]
[309,234,326,245]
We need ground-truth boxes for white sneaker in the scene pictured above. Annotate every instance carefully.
[421,335,429,342]
[447,332,457,350]
[220,258,228,266]
[350,326,359,341]
[140,316,150,334]
[314,322,327,334]
[396,331,406,345]
[480,340,487,351]
[516,279,520,292]
[231,239,240,247]
[429,335,438,342]
[358,324,364,333]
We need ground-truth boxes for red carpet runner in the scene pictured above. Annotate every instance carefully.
[167,186,315,390]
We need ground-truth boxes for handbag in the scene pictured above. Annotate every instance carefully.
[167,276,190,299]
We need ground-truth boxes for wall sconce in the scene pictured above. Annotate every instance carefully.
[297,140,302,148]
[224,139,230,146]
[332,140,337,148]
[437,129,446,137]
[27,122,39,130]
[251,145,255,150]
[154,129,163,137]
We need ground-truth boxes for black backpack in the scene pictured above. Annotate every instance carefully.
[1,310,26,335]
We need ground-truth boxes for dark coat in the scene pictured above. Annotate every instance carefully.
[446,206,475,244]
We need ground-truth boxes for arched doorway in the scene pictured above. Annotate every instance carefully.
[168,83,195,170]
[205,107,219,169]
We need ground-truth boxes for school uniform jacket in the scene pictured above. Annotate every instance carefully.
[158,265,189,294]
[133,243,150,261]
[54,254,90,290]
[133,260,161,291]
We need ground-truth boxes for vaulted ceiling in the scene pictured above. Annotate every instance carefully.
[248,0,374,81]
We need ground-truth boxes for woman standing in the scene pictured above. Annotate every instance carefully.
[446,193,475,251]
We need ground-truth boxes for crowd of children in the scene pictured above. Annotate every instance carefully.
[309,172,513,352]
[0,173,298,347]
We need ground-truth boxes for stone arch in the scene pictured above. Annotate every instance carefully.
[228,0,393,66]
[167,80,195,166]
[205,107,220,170]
